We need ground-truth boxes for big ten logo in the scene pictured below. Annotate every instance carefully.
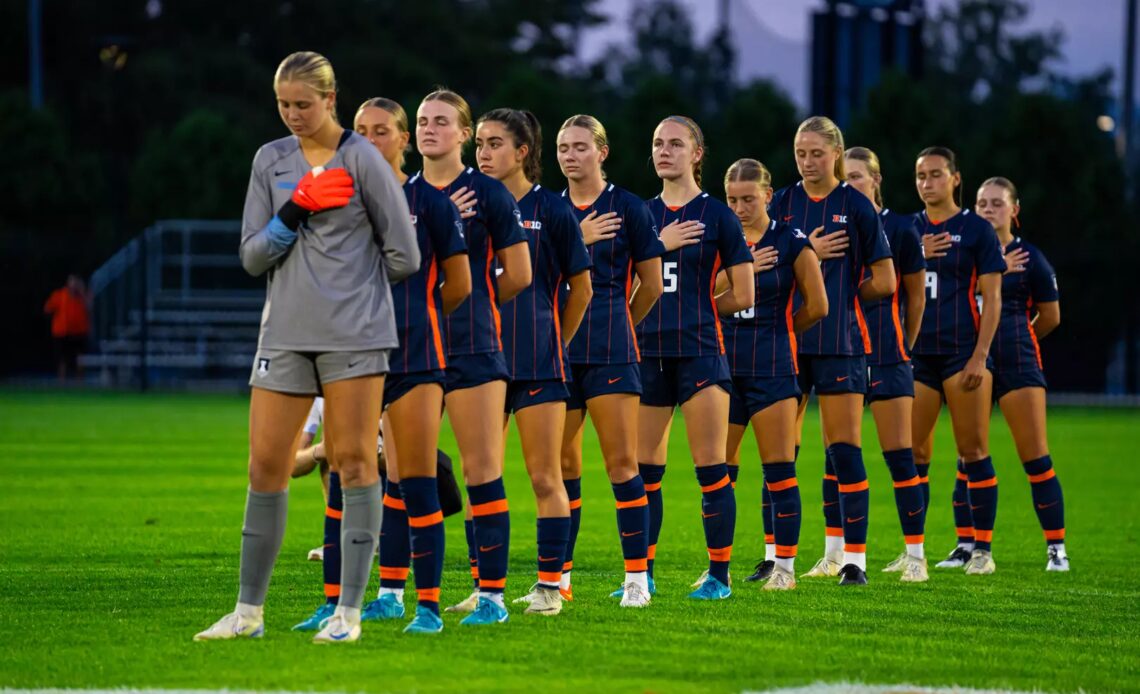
[521,220,543,230]
[831,214,847,224]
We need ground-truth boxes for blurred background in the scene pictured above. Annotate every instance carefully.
[3,0,1138,394]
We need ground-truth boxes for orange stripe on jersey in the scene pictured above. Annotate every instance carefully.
[425,259,447,368]
[553,281,565,380]
[890,273,908,361]
[470,498,509,516]
[615,495,649,509]
[666,205,683,212]
[968,268,980,330]
[575,204,590,211]
[1027,469,1056,483]
[854,288,872,355]
[767,477,798,492]
[709,254,726,353]
[382,494,406,511]
[1027,310,1043,369]
[625,259,641,361]
[486,243,503,350]
[325,507,342,520]
[786,282,799,372]
[700,475,730,493]
[707,545,733,561]
[417,588,441,603]
[1043,528,1065,540]
[408,510,444,528]
[967,477,998,489]
[838,479,869,493]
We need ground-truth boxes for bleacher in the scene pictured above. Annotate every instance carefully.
[81,220,264,388]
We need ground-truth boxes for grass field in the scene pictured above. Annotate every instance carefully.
[1,389,1138,693]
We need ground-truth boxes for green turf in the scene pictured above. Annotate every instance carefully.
[0,390,1137,693]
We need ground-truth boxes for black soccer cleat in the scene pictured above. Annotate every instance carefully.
[745,560,775,583]
[837,563,868,586]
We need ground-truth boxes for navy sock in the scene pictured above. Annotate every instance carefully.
[464,518,479,588]
[613,476,650,574]
[964,456,998,552]
[401,476,444,615]
[1022,455,1065,545]
[563,477,582,576]
[884,448,925,545]
[378,481,410,591]
[822,449,843,542]
[829,443,869,555]
[762,462,800,561]
[536,516,570,589]
[639,463,666,578]
[727,463,739,488]
[915,461,931,508]
[322,471,343,604]
[696,463,736,585]
[761,482,775,549]
[468,478,510,594]
[953,459,975,545]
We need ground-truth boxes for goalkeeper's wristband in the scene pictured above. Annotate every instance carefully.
[264,216,298,253]
[276,199,311,232]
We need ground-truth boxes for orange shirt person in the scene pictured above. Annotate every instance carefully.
[44,274,90,381]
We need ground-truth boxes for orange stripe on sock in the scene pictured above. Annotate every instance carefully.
[325,507,343,520]
[383,494,406,510]
[823,474,838,482]
[904,534,925,544]
[538,570,562,584]
[707,545,733,561]
[974,529,993,542]
[417,588,440,603]
[838,479,869,493]
[615,495,648,509]
[471,498,509,516]
[844,543,866,553]
[919,476,930,483]
[562,561,573,571]
[767,477,798,492]
[1027,469,1056,483]
[956,472,968,481]
[624,558,649,572]
[647,543,657,560]
[469,565,480,580]
[480,578,507,589]
[825,527,844,537]
[764,534,775,544]
[967,477,998,489]
[893,476,920,488]
[775,544,798,557]
[379,566,409,581]
[408,510,444,527]
[644,482,662,492]
[955,526,974,537]
[700,475,731,493]
[323,583,340,598]
[568,498,582,510]
[1044,528,1065,540]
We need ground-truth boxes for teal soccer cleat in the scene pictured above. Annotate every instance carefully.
[291,602,335,632]
[687,576,732,600]
[459,597,509,626]
[403,605,444,634]
[362,593,405,621]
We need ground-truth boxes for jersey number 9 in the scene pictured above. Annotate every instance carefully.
[734,306,755,320]
[925,271,938,300]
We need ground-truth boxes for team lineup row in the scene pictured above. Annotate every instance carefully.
[195,51,1066,643]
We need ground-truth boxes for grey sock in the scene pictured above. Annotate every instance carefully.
[237,488,288,606]
[339,480,383,610]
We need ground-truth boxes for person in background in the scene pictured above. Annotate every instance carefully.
[44,274,91,382]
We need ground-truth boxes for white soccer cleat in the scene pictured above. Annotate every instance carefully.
[1046,546,1070,572]
[899,556,929,583]
[444,589,480,613]
[964,549,996,575]
[619,581,652,607]
[800,556,841,578]
[935,546,972,568]
[193,610,264,641]
[523,587,563,616]
[882,552,908,573]
[312,613,361,643]
[763,565,797,591]
[512,584,539,605]
[307,545,324,562]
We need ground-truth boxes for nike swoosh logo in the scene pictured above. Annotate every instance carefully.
[952,501,967,507]
[871,380,883,387]
[329,631,352,641]
[620,531,643,537]
[846,516,865,523]
[273,170,290,176]
[528,388,543,396]
[607,377,623,384]
[836,376,849,382]
[479,544,503,552]
[411,552,432,559]
[351,538,371,545]
[783,215,794,221]
[970,505,984,511]
[777,512,799,518]
[348,360,362,369]
[701,512,720,519]
[1036,501,1059,510]
[695,379,710,387]
[538,556,559,562]
[823,501,839,507]
[907,508,924,517]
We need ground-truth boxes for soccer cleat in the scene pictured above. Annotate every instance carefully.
[964,549,996,575]
[459,597,510,626]
[512,583,541,605]
[763,566,796,591]
[307,545,324,562]
[935,546,973,568]
[882,552,908,573]
[444,589,480,613]
[361,593,405,621]
[559,587,573,602]
[801,556,842,578]
[312,613,361,643]
[193,610,264,641]
[690,568,731,588]
[745,560,775,582]
[619,581,652,607]
[523,587,563,616]
[292,602,335,631]
[1046,546,1070,572]
[837,564,868,586]
[688,576,732,600]
[402,606,444,634]
[899,556,929,583]
[611,575,657,598]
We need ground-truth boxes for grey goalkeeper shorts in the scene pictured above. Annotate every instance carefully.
[249,349,390,396]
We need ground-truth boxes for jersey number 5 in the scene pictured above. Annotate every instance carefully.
[663,261,678,293]
[925,271,938,300]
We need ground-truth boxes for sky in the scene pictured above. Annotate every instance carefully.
[581,0,1136,109]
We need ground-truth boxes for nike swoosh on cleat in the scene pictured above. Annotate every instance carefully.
[479,544,503,552]
[1037,501,1059,509]
[695,379,710,387]
[528,388,543,396]
[777,512,799,518]
[620,531,643,537]
[607,377,623,384]
[846,516,865,523]
[329,631,352,641]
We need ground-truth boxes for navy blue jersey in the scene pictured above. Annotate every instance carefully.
[723,220,811,377]
[637,192,752,358]
[501,185,592,381]
[861,209,926,366]
[993,237,1058,372]
[563,183,665,365]
[914,209,1007,355]
[425,167,527,357]
[389,174,468,374]
[770,182,892,356]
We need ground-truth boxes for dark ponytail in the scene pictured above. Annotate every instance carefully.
[478,108,543,184]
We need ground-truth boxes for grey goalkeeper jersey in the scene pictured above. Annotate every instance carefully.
[240,131,420,351]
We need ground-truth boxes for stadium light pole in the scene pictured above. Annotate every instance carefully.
[28,0,43,108]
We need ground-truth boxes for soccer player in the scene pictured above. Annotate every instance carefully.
[720,159,827,590]
[975,176,1068,571]
[292,397,329,562]
[556,115,664,607]
[911,147,1006,575]
[772,117,895,586]
[352,97,471,633]
[636,116,754,600]
[194,52,420,643]
[474,108,593,616]
[845,146,930,582]
[416,89,531,626]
